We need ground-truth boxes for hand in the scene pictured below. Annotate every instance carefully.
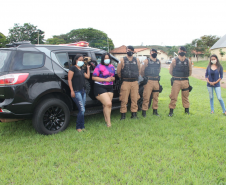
[87,65,90,68]
[105,77,112,82]
[110,77,115,81]
[71,91,75,98]
[209,82,214,86]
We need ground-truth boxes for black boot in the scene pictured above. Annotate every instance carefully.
[131,112,138,119]
[142,110,146,117]
[168,109,174,117]
[120,113,126,120]
[153,109,160,116]
[185,108,189,115]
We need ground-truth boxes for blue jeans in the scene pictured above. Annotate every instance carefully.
[71,89,86,129]
[207,86,226,113]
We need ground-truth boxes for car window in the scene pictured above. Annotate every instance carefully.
[95,54,102,64]
[10,51,45,71]
[55,53,69,69]
[95,53,118,68]
[0,50,12,72]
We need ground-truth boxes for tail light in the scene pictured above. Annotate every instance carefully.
[0,73,29,86]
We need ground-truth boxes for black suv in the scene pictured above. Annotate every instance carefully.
[0,43,150,135]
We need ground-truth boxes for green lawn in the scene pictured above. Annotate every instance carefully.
[1,68,226,184]
[193,60,226,69]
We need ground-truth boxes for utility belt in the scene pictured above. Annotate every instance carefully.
[142,76,163,93]
[147,76,160,81]
[171,77,193,92]
[122,78,138,82]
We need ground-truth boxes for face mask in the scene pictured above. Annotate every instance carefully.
[211,60,217,64]
[77,61,84,67]
[104,59,110,65]
[179,52,186,57]
[127,51,133,56]
[151,53,157,58]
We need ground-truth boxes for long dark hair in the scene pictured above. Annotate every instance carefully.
[208,54,222,71]
[73,54,83,65]
[101,53,111,65]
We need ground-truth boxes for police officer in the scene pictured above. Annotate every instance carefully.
[141,49,161,117]
[117,46,141,119]
[168,46,192,116]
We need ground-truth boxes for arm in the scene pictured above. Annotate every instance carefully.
[117,58,124,78]
[68,70,75,98]
[141,59,148,77]
[189,59,192,76]
[159,60,161,73]
[169,58,176,76]
[84,66,90,79]
[137,58,141,75]
[92,65,112,82]
[213,67,223,85]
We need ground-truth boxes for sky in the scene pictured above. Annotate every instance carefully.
[1,0,226,48]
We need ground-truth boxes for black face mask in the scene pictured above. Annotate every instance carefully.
[179,52,186,57]
[127,51,133,56]
[151,53,157,58]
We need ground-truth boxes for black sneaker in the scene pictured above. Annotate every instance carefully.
[168,109,174,117]
[120,113,126,120]
[153,109,160,116]
[142,110,146,117]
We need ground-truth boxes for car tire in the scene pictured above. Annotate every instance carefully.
[32,98,70,135]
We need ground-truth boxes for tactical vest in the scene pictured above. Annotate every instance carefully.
[144,58,160,77]
[172,57,189,77]
[121,57,139,79]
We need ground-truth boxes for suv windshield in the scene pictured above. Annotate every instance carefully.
[0,50,11,72]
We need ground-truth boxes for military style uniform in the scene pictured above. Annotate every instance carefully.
[169,57,192,112]
[117,56,140,117]
[141,58,161,114]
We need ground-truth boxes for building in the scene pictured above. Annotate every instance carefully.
[110,46,169,64]
[191,50,208,62]
[210,34,226,61]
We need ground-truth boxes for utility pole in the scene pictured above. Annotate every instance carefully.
[38,32,39,45]
[107,37,109,52]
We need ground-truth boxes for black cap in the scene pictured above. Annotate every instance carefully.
[151,48,157,53]
[127,45,134,51]
[180,46,186,52]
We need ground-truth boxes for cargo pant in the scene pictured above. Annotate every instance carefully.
[169,80,189,109]
[142,80,159,110]
[120,81,140,113]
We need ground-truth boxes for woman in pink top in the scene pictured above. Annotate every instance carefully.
[92,53,115,127]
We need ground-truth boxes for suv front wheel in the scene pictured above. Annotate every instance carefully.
[32,98,70,135]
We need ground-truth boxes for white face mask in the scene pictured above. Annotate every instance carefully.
[211,60,217,64]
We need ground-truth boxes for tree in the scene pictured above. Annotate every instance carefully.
[46,36,66,45]
[200,35,220,48]
[167,46,178,58]
[184,43,194,59]
[191,39,205,62]
[0,32,7,48]
[219,49,226,61]
[8,23,45,44]
[50,28,115,51]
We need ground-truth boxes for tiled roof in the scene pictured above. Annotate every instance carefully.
[134,48,149,52]
[110,46,149,54]
[211,34,226,50]
[110,45,127,54]
[192,50,204,54]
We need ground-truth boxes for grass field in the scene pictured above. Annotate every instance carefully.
[1,68,226,184]
[193,60,226,69]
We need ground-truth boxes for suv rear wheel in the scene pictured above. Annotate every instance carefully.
[32,98,70,135]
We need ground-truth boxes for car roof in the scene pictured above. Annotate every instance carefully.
[18,45,106,53]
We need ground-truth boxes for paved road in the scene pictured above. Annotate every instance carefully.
[161,63,226,88]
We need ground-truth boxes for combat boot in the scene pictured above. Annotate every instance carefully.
[153,109,160,116]
[168,109,174,117]
[131,112,138,119]
[185,108,189,115]
[120,113,126,120]
[142,110,146,117]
